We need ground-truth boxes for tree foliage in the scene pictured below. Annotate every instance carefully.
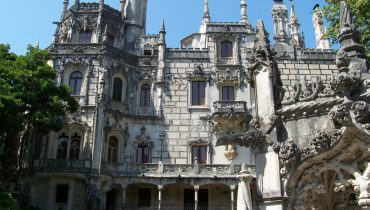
[323,0,370,60]
[0,44,78,178]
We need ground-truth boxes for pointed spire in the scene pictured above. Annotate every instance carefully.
[120,0,126,18]
[289,0,304,47]
[203,0,210,23]
[240,0,249,24]
[99,0,104,11]
[159,20,166,45]
[102,24,108,42]
[62,0,69,18]
[35,40,40,49]
[272,0,289,42]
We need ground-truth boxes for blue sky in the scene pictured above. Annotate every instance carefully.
[0,0,326,55]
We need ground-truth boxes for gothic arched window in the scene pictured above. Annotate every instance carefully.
[140,84,151,107]
[69,133,81,160]
[112,78,123,101]
[221,41,233,58]
[57,134,69,160]
[107,136,118,163]
[79,30,92,43]
[69,71,83,95]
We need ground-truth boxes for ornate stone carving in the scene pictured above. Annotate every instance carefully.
[301,131,332,160]
[329,104,351,127]
[282,76,323,105]
[187,64,211,81]
[135,127,151,145]
[215,131,265,152]
[224,145,238,161]
[275,139,300,178]
[74,14,98,31]
[351,101,370,132]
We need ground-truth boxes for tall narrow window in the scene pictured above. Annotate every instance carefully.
[112,78,123,101]
[79,30,92,43]
[137,143,149,163]
[57,134,68,160]
[140,84,151,107]
[69,133,81,160]
[191,81,206,106]
[55,184,69,204]
[107,137,118,163]
[192,146,207,164]
[221,86,235,101]
[69,71,83,95]
[221,41,233,58]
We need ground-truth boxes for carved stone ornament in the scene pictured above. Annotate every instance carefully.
[351,101,370,132]
[275,139,300,178]
[301,131,332,160]
[74,14,98,31]
[187,64,211,81]
[282,76,323,105]
[224,145,238,161]
[215,131,265,152]
[329,104,351,127]
[135,127,151,145]
[215,68,241,87]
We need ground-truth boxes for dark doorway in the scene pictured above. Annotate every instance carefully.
[183,189,208,210]
[105,189,116,210]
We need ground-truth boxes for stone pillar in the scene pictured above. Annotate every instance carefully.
[236,165,253,210]
[158,185,163,210]
[230,185,236,210]
[194,185,199,210]
[121,187,126,210]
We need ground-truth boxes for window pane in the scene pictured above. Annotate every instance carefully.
[222,86,235,101]
[79,30,92,43]
[112,78,123,101]
[55,184,69,204]
[192,81,206,105]
[57,134,68,160]
[140,84,150,107]
[69,71,82,95]
[108,137,118,163]
[221,41,233,57]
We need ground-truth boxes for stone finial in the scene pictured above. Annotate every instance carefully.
[120,0,126,17]
[339,0,354,28]
[312,4,331,49]
[240,0,249,25]
[158,20,166,45]
[203,0,211,23]
[272,0,289,42]
[99,0,104,11]
[62,0,69,16]
[289,0,304,47]
[102,24,108,43]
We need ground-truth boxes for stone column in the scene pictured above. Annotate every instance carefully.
[158,185,163,210]
[194,185,199,210]
[230,185,236,210]
[121,187,126,210]
[236,165,253,210]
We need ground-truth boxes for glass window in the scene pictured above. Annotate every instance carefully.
[79,30,92,43]
[69,71,83,95]
[138,188,151,207]
[140,84,151,107]
[69,133,81,160]
[57,134,68,160]
[112,78,123,101]
[107,137,118,163]
[191,81,206,106]
[137,143,149,163]
[221,41,233,58]
[55,184,69,204]
[221,86,235,101]
[192,146,207,164]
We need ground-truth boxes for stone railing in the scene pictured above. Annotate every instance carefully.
[213,101,247,113]
[33,159,91,173]
[34,160,255,178]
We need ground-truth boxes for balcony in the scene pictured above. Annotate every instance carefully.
[33,159,91,173]
[34,160,256,178]
[210,101,251,135]
[213,101,247,113]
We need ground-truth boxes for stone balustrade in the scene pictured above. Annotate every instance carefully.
[213,101,247,113]
[34,159,255,178]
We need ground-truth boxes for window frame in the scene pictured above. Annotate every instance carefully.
[69,71,83,96]
[191,81,206,106]
[191,145,208,164]
[107,136,119,163]
[140,84,151,107]
[136,143,150,164]
[221,86,235,101]
[112,77,123,101]
[220,40,233,58]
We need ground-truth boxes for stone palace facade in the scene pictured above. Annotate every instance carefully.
[29,0,370,209]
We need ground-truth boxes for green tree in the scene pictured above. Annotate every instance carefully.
[0,44,78,181]
[323,0,370,61]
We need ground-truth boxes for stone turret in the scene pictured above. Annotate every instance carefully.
[289,0,304,48]
[202,0,211,24]
[272,0,290,43]
[120,0,126,19]
[62,0,69,19]
[125,0,148,52]
[312,4,330,49]
[240,0,250,25]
